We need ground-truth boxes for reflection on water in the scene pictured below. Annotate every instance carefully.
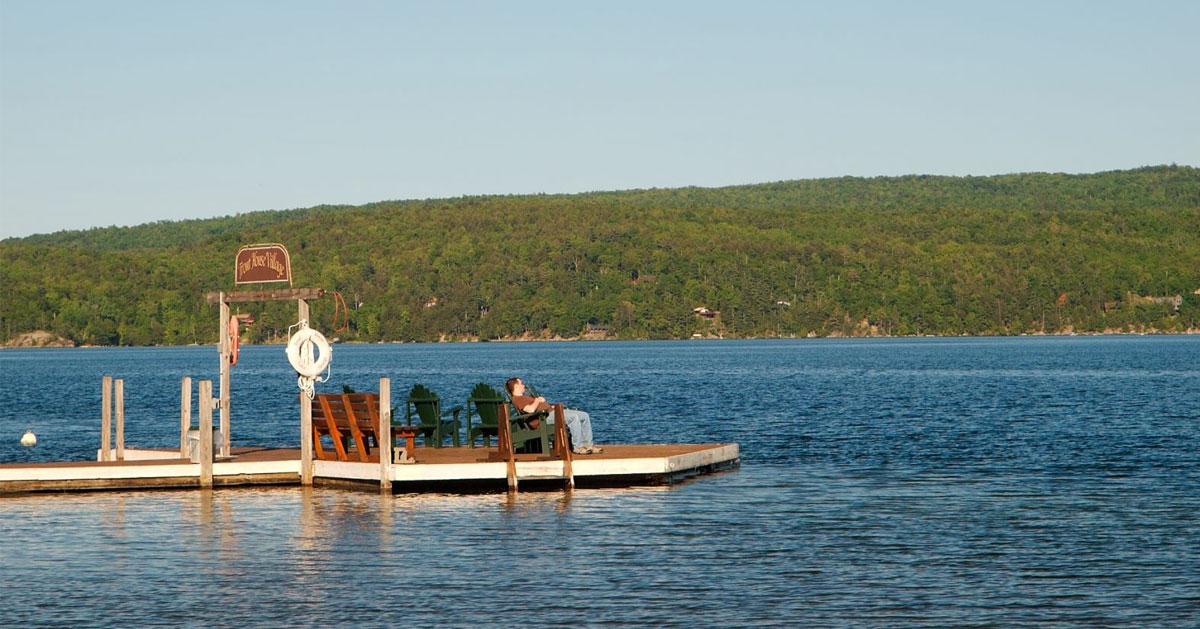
[2,337,1200,626]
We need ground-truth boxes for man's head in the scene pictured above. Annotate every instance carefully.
[505,377,522,395]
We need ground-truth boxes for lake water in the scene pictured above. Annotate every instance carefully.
[1,337,1198,626]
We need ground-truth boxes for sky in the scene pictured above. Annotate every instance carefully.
[1,1,1197,239]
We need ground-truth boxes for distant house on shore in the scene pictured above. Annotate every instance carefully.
[693,307,717,319]
[1102,293,1184,313]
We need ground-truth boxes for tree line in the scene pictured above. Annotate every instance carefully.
[2,165,1198,345]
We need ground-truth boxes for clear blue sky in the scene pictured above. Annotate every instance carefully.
[1,1,1197,239]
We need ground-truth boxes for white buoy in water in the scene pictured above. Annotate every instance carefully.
[21,430,37,447]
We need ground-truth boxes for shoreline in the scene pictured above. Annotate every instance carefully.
[5,327,1199,349]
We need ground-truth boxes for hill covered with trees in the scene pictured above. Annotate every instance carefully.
[2,166,1198,346]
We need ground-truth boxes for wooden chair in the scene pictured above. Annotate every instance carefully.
[467,382,553,453]
[404,384,462,448]
[312,393,382,462]
[465,382,503,447]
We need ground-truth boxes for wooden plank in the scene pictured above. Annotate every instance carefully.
[115,379,125,461]
[0,444,740,494]
[180,377,192,456]
[342,394,370,462]
[101,376,112,462]
[199,380,213,488]
[205,288,324,304]
[379,378,391,489]
[316,395,349,461]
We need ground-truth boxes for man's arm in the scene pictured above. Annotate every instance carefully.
[521,396,549,413]
[514,395,545,413]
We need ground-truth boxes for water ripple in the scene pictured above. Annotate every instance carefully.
[2,337,1199,626]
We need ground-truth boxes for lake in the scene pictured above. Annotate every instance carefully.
[1,337,1198,626]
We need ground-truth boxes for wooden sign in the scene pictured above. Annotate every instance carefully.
[235,244,292,285]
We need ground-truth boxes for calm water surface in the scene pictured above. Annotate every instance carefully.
[1,337,1198,626]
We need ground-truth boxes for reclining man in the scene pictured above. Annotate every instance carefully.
[505,377,603,455]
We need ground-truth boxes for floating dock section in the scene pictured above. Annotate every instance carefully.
[0,443,739,494]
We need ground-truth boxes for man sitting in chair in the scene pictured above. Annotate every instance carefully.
[505,377,603,455]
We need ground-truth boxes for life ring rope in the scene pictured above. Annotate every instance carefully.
[286,320,332,397]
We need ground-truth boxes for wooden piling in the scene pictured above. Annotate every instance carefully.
[218,294,231,458]
[115,378,125,461]
[199,379,213,488]
[499,405,517,492]
[379,377,391,490]
[180,377,192,457]
[554,403,574,490]
[101,376,112,462]
[300,392,313,486]
[298,298,313,487]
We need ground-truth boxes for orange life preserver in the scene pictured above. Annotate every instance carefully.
[228,316,240,366]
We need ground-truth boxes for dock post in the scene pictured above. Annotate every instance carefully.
[101,376,112,462]
[379,377,391,491]
[300,392,313,486]
[115,378,125,461]
[199,379,214,488]
[298,298,313,487]
[218,293,231,458]
[499,405,517,492]
[554,403,574,490]
[180,377,192,457]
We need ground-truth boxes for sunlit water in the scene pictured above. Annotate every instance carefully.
[2,337,1198,626]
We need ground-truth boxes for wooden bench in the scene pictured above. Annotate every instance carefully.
[312,392,419,463]
[310,393,380,462]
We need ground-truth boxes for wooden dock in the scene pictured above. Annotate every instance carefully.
[0,443,739,495]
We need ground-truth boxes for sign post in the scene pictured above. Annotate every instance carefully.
[211,243,324,479]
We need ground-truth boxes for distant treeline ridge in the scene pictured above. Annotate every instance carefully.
[2,166,1198,345]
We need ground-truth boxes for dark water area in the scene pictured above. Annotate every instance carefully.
[2,337,1198,626]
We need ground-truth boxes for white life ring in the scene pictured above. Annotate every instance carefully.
[286,324,332,378]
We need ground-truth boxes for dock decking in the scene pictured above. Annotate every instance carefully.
[0,443,739,494]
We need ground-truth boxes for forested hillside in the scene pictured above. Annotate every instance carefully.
[3,166,1198,345]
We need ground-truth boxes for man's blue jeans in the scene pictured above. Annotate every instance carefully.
[549,408,593,448]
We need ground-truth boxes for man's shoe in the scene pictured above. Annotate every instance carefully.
[586,446,604,454]
[572,446,590,455]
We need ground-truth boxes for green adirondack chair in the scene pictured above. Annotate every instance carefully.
[465,383,503,448]
[466,382,552,453]
[404,384,462,448]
